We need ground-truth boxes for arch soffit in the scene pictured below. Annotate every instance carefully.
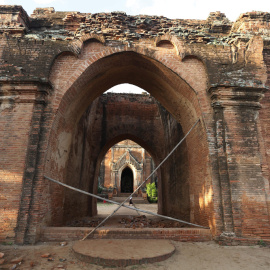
[45,51,205,176]
[49,35,208,96]
[46,41,209,171]
[50,50,205,129]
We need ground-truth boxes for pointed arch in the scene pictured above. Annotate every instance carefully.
[120,166,134,193]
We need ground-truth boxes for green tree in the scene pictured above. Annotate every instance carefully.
[146,182,158,203]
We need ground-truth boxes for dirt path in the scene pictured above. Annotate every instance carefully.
[0,241,269,270]
[1,203,269,269]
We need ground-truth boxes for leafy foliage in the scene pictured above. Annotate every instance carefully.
[146,182,158,203]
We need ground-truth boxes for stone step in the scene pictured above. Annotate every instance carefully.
[112,196,149,204]
[40,227,212,242]
[116,193,140,197]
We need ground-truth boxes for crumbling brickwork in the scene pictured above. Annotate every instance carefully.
[0,5,270,244]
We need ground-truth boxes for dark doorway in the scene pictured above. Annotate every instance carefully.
[121,167,133,193]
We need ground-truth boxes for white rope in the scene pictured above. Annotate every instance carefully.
[44,118,208,240]
[45,175,209,229]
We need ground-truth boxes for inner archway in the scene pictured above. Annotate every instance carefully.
[98,138,158,200]
[121,167,133,193]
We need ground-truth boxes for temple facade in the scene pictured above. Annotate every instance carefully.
[99,139,156,196]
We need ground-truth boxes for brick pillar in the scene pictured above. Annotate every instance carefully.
[210,86,270,239]
[212,105,234,233]
[0,83,49,244]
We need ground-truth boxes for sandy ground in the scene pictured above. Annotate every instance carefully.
[0,241,269,270]
[0,203,269,269]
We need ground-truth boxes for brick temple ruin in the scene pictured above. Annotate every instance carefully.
[0,5,270,244]
[98,138,157,197]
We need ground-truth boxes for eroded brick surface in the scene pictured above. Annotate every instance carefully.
[0,5,270,244]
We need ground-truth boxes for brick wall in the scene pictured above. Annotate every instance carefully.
[259,49,270,231]
[0,90,34,241]
[1,6,270,244]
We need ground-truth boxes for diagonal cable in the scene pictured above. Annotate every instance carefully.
[44,174,209,229]
[79,118,200,240]
[45,119,202,239]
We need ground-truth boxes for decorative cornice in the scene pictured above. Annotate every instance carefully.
[209,86,266,109]
[0,82,51,105]
[113,150,142,171]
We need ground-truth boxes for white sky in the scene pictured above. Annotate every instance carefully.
[1,0,269,21]
[1,0,269,93]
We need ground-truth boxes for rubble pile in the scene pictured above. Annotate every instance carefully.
[120,215,187,228]
[65,215,187,228]
[1,6,270,46]
[66,218,103,227]
[27,10,270,45]
[30,9,232,45]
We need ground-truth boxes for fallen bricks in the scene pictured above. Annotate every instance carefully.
[120,215,187,229]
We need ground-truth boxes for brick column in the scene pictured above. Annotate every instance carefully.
[210,86,270,239]
[0,83,47,243]
[211,105,235,234]
[0,82,49,244]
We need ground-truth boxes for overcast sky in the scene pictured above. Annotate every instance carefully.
[1,0,269,92]
[0,0,269,21]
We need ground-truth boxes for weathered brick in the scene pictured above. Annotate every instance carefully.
[0,6,269,245]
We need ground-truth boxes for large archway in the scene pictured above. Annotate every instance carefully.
[44,48,212,227]
[19,44,215,243]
